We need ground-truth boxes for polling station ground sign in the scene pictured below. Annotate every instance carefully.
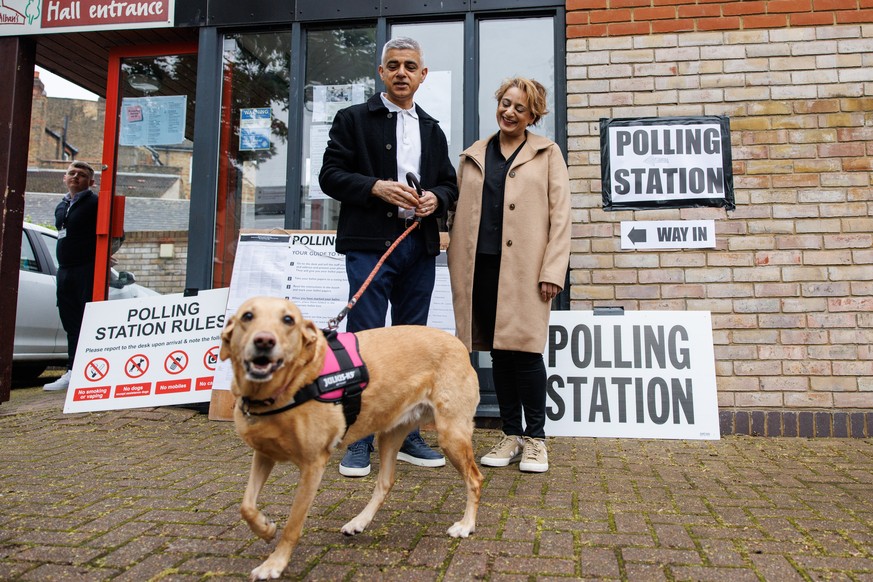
[601,116,734,211]
[63,288,228,413]
[544,310,720,440]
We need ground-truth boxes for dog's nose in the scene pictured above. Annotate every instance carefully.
[253,332,276,351]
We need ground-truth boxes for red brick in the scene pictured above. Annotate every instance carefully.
[652,19,697,32]
[835,8,873,22]
[791,12,837,25]
[679,4,722,17]
[697,16,742,29]
[590,8,633,23]
[568,23,608,37]
[723,1,769,14]
[768,0,813,13]
[744,14,790,27]
[635,6,677,19]
[567,0,608,9]
[611,0,653,7]
[567,12,590,24]
[814,0,859,8]
[608,21,652,35]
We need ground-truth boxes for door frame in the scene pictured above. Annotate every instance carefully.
[94,42,198,300]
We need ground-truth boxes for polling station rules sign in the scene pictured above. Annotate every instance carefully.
[544,311,720,440]
[600,116,734,211]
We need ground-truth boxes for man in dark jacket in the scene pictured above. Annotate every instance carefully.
[43,161,99,391]
[319,37,459,477]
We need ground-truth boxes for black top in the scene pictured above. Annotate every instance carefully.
[54,189,98,268]
[318,93,458,256]
[477,134,525,255]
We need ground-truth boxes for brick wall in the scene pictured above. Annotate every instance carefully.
[112,231,189,295]
[565,2,873,434]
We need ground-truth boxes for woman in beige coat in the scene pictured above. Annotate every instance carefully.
[447,77,570,473]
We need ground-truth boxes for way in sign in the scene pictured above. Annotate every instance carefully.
[621,220,716,250]
[657,225,707,242]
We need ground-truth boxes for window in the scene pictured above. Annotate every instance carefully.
[214,31,293,287]
[478,17,556,141]
[20,231,39,273]
[207,9,563,285]
[300,26,376,230]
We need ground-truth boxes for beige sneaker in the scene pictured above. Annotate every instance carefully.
[480,434,522,467]
[519,437,549,473]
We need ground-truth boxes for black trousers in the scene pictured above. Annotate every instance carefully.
[473,254,547,439]
[56,262,94,369]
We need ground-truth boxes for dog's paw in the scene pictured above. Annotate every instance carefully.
[447,521,475,538]
[341,518,367,536]
[250,559,287,580]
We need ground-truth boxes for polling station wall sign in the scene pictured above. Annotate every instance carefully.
[544,310,720,440]
[601,116,735,211]
[63,288,228,413]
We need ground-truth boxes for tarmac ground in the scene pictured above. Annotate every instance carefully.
[1,373,872,581]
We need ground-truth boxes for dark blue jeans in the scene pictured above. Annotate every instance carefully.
[345,230,435,332]
[344,230,435,448]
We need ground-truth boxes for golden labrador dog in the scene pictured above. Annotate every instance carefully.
[220,296,484,580]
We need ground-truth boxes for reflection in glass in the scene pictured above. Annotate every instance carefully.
[215,32,292,288]
[478,18,555,141]
[301,27,376,230]
[116,53,198,294]
[391,21,464,164]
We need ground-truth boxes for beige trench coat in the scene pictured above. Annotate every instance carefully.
[447,132,571,354]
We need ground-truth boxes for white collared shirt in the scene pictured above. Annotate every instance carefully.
[381,93,422,218]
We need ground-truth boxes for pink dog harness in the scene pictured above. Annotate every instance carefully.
[240,330,368,429]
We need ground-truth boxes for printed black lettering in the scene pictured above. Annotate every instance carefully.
[548,325,568,367]
[588,377,610,422]
[546,375,565,421]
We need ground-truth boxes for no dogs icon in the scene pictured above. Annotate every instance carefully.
[165,350,189,375]
[125,354,149,378]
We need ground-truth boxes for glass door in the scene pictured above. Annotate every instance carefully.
[213,32,293,289]
[96,43,198,299]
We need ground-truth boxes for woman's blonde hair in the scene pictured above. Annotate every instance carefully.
[494,77,549,126]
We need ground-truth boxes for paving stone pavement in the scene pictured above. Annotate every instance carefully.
[1,384,872,581]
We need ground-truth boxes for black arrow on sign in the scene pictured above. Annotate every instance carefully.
[628,227,647,244]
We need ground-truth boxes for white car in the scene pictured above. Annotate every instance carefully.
[13,222,159,382]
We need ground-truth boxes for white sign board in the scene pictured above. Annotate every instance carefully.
[621,220,716,250]
[119,95,187,147]
[600,116,734,211]
[544,310,720,440]
[211,232,455,391]
[63,289,229,413]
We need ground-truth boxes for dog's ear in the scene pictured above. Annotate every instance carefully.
[219,314,236,361]
[301,319,319,346]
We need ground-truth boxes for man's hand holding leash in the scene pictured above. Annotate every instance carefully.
[370,179,438,218]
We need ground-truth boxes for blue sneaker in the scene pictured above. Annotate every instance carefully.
[340,439,374,477]
[397,430,446,467]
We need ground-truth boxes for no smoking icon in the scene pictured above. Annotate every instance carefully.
[85,357,110,381]
[165,350,189,374]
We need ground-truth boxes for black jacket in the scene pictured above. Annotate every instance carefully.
[54,190,98,268]
[319,94,458,256]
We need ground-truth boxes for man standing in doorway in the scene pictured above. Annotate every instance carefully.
[319,37,458,476]
[44,161,100,391]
